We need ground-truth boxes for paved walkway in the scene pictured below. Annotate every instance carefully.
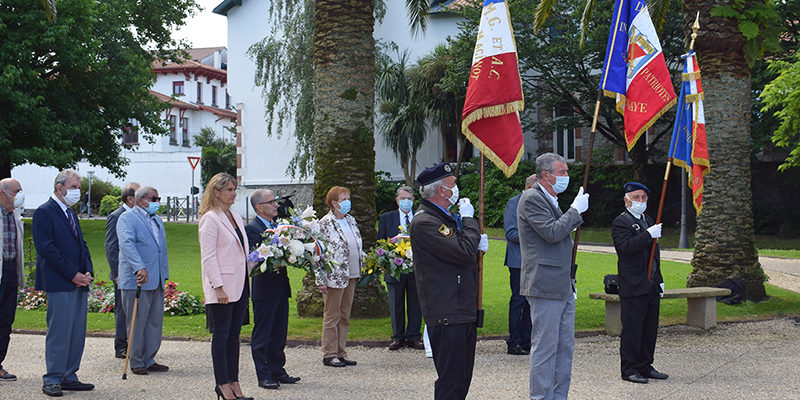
[4,244,799,399]
[4,318,800,399]
[579,244,800,293]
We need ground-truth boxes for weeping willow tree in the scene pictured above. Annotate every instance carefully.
[248,0,429,316]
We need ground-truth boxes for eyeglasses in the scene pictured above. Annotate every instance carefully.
[149,197,161,202]
[259,200,278,206]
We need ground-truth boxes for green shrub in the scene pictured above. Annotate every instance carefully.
[99,194,120,216]
[81,177,120,205]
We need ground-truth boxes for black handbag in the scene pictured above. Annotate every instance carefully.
[604,274,619,294]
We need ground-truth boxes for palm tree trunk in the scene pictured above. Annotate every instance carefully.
[296,0,389,318]
[683,2,766,300]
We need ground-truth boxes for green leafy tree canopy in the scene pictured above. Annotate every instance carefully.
[0,0,200,178]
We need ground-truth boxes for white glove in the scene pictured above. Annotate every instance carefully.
[647,223,662,239]
[458,198,474,218]
[570,186,589,214]
[478,234,489,252]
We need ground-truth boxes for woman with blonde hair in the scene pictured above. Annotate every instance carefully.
[316,186,365,367]
[198,173,253,400]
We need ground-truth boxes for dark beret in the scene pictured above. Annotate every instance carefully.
[416,163,454,186]
[623,182,650,194]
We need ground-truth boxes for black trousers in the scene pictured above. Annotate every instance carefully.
[507,267,531,348]
[113,281,127,354]
[620,292,660,376]
[207,294,249,385]
[386,272,422,341]
[428,322,477,400]
[250,298,289,381]
[0,260,17,371]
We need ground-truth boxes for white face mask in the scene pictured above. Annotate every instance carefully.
[627,199,647,217]
[12,191,24,208]
[64,188,81,206]
[444,184,459,205]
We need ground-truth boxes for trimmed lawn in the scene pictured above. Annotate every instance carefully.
[14,220,800,340]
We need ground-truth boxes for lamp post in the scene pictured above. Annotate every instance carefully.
[87,170,95,218]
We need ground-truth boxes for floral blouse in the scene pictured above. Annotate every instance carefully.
[315,211,365,288]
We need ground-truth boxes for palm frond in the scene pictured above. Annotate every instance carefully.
[579,0,594,48]
[406,0,430,37]
[533,0,558,34]
[41,0,57,23]
[648,0,670,32]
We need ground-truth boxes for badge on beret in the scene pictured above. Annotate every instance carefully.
[438,224,452,237]
[444,164,452,173]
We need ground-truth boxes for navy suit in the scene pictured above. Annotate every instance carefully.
[503,193,531,349]
[377,209,421,342]
[246,217,291,382]
[33,197,93,386]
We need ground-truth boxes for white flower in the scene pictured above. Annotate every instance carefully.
[405,248,413,259]
[304,242,318,254]
[288,240,305,257]
[288,254,297,263]
[312,255,320,263]
[293,230,306,239]
[260,264,267,273]
[301,206,316,219]
[257,244,273,259]
[308,221,321,235]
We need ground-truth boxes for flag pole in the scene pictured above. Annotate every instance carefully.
[570,0,626,268]
[646,12,700,279]
[477,153,485,326]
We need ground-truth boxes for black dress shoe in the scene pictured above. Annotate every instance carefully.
[42,384,63,397]
[622,373,649,384]
[644,369,669,380]
[407,339,425,350]
[275,374,301,384]
[388,339,404,351]
[507,344,530,355]
[61,381,95,391]
[115,351,126,359]
[322,357,345,367]
[340,358,357,366]
[147,362,169,372]
[258,378,280,389]
[130,367,148,375]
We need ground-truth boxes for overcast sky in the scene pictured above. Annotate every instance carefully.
[171,0,228,48]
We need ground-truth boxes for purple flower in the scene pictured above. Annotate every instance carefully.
[390,237,398,244]
[270,235,280,245]
[394,257,403,266]
[376,248,385,256]
[248,251,263,262]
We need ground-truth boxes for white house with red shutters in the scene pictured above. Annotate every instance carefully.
[12,47,237,208]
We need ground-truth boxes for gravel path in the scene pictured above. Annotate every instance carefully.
[4,318,800,399]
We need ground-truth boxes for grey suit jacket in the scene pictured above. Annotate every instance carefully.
[518,185,583,300]
[105,206,125,281]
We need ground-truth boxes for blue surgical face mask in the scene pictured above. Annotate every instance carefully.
[146,201,160,215]
[338,199,351,215]
[398,198,413,212]
[552,175,570,194]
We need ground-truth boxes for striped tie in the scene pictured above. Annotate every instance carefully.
[67,209,77,236]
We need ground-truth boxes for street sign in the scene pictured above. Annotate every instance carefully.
[188,156,201,170]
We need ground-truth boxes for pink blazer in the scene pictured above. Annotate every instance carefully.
[199,209,250,304]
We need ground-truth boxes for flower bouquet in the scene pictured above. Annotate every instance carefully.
[363,230,413,283]
[247,205,336,277]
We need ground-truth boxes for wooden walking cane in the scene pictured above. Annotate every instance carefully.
[121,283,142,380]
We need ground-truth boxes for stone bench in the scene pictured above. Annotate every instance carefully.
[588,287,732,336]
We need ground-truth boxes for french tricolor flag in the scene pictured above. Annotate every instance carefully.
[461,0,524,177]
[599,0,676,151]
